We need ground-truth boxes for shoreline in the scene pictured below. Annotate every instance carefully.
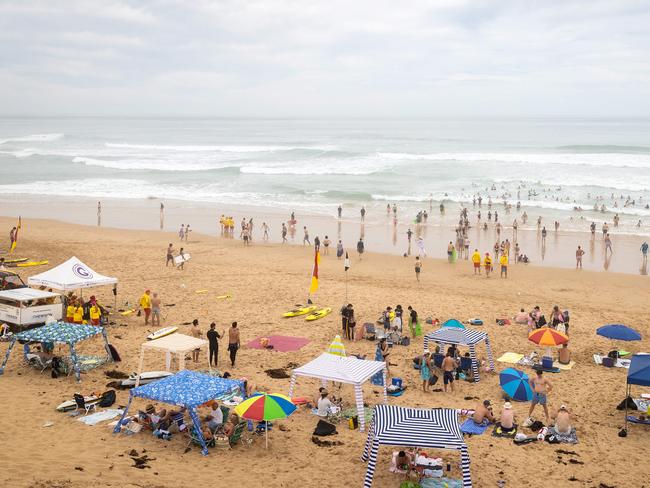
[1,195,649,276]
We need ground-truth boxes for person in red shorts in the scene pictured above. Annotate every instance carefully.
[139,289,152,325]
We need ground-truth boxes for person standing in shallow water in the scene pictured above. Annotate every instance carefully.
[357,238,364,259]
[575,246,585,268]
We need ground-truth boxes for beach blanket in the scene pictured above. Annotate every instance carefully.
[546,426,578,444]
[420,478,463,488]
[626,416,650,425]
[593,354,631,369]
[555,361,575,371]
[497,352,524,364]
[460,418,490,435]
[492,423,518,438]
[77,409,124,426]
[245,335,310,352]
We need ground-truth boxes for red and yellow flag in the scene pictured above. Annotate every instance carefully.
[309,249,320,294]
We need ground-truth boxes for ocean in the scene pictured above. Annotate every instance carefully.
[1,117,650,234]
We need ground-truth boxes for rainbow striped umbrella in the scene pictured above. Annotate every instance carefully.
[328,335,346,357]
[233,393,297,448]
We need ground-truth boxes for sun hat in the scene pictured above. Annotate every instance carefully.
[504,402,512,410]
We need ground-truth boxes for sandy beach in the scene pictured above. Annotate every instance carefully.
[1,215,649,488]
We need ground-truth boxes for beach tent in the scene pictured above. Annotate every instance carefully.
[424,327,495,383]
[113,370,244,455]
[361,405,472,487]
[442,319,465,329]
[0,322,110,382]
[136,334,209,386]
[623,354,650,434]
[288,353,387,432]
[28,256,118,291]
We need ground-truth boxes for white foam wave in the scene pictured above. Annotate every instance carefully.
[72,156,237,172]
[0,133,64,144]
[377,152,650,169]
[104,143,326,152]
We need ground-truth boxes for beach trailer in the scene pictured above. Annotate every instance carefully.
[0,288,63,329]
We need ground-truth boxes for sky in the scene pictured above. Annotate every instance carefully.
[1,0,649,118]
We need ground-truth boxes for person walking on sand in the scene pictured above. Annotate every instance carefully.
[242,226,251,246]
[139,289,152,326]
[314,235,320,252]
[576,246,585,268]
[177,247,187,270]
[642,241,649,263]
[207,322,224,367]
[184,224,191,242]
[281,223,288,243]
[527,369,553,425]
[414,256,422,282]
[472,249,481,274]
[262,222,269,241]
[227,322,240,367]
[605,233,613,255]
[337,205,342,219]
[178,224,185,241]
[303,226,311,246]
[357,237,365,259]
[360,206,366,222]
[420,352,432,393]
[499,252,508,278]
[441,351,456,393]
[407,305,418,337]
[151,292,161,328]
[336,240,344,259]
[190,319,202,363]
[416,236,426,257]
[166,243,175,267]
[484,252,492,278]
[323,235,330,255]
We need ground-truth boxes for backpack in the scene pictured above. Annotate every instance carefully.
[98,390,116,408]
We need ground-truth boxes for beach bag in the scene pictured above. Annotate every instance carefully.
[348,415,359,430]
[99,390,116,408]
[400,337,410,346]
[106,344,121,362]
[428,374,439,386]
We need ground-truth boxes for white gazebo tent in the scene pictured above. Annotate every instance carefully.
[136,333,210,386]
[288,353,388,432]
[28,256,118,291]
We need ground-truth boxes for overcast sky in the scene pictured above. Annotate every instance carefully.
[1,0,649,117]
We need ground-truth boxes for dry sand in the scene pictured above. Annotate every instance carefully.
[1,216,649,488]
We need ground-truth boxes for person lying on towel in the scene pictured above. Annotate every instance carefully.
[472,400,495,425]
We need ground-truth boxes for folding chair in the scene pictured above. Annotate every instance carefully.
[74,394,96,415]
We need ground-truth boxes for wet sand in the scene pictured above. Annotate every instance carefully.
[1,195,649,275]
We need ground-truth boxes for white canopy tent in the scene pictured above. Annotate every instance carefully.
[288,353,388,432]
[28,256,118,291]
[137,333,210,386]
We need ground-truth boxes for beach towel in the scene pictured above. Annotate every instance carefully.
[555,361,575,371]
[245,335,310,352]
[546,426,578,444]
[532,364,561,373]
[492,423,518,438]
[626,416,650,425]
[594,354,632,368]
[497,352,524,364]
[420,478,463,488]
[460,418,490,435]
[77,409,124,426]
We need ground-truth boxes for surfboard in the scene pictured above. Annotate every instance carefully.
[120,309,136,316]
[174,253,191,265]
[3,257,28,264]
[147,326,178,341]
[305,307,332,321]
[120,371,174,387]
[195,289,208,294]
[56,395,100,412]
[216,294,232,300]
[15,260,48,267]
[283,305,317,318]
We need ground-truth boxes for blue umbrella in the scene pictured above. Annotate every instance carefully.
[596,324,642,342]
[442,319,465,329]
[499,368,533,402]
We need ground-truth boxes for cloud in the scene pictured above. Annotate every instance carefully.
[0,0,649,116]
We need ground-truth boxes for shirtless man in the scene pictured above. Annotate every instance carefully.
[190,319,202,363]
[151,292,161,328]
[228,322,241,367]
[575,246,585,268]
[472,400,495,424]
[553,405,572,434]
[166,243,174,267]
[441,351,457,393]
[499,402,515,430]
[528,369,552,424]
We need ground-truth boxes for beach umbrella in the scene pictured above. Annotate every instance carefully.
[597,324,642,342]
[233,392,297,448]
[442,319,465,329]
[499,368,533,402]
[528,327,568,347]
[328,335,346,357]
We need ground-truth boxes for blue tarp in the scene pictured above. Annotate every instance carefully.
[0,322,109,382]
[628,355,650,387]
[114,370,244,455]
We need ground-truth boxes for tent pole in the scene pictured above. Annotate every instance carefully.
[135,346,145,387]
[266,421,268,449]
[624,383,630,434]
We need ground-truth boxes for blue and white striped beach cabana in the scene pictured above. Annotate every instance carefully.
[424,327,495,383]
[362,405,472,487]
[288,353,387,432]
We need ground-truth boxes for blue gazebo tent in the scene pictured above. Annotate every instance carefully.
[113,370,244,455]
[0,322,110,382]
[423,327,495,382]
[623,354,650,434]
[361,405,472,487]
